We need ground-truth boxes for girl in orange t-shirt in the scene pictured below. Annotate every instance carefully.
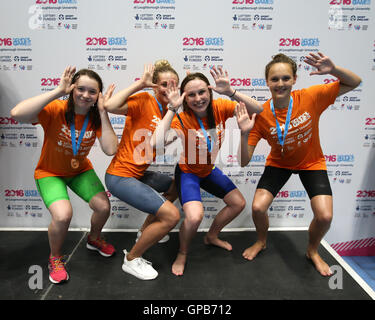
[11,67,118,284]
[104,61,180,280]
[152,67,263,276]
[236,52,362,276]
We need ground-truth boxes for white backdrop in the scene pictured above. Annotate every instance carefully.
[0,0,374,255]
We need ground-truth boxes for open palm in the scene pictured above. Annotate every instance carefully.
[235,102,256,134]
[98,84,115,112]
[58,66,76,95]
[304,52,335,76]
[209,66,232,96]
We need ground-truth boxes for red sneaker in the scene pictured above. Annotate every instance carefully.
[86,235,115,257]
[48,255,69,284]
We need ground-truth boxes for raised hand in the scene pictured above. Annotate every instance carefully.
[209,66,233,96]
[166,80,185,111]
[99,83,115,112]
[235,102,256,135]
[140,64,158,89]
[58,66,76,95]
[304,52,335,76]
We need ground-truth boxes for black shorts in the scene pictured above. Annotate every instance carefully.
[257,166,332,199]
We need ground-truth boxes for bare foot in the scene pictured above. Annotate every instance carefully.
[204,235,232,251]
[172,252,187,276]
[242,241,266,260]
[306,252,332,277]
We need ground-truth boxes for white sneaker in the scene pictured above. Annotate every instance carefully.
[122,249,158,280]
[136,230,170,244]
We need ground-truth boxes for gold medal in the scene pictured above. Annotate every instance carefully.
[71,158,79,169]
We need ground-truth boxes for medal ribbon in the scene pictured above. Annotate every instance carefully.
[154,95,185,129]
[154,96,164,117]
[70,114,89,157]
[270,97,293,151]
[196,116,212,153]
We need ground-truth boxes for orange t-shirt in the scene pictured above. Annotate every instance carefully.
[171,98,236,177]
[248,81,340,170]
[34,99,102,179]
[106,92,166,178]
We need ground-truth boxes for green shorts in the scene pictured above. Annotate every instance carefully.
[35,169,105,208]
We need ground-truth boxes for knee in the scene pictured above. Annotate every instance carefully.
[237,196,246,212]
[185,212,204,227]
[229,197,246,214]
[252,201,267,216]
[158,203,180,228]
[315,212,333,226]
[90,196,111,216]
[168,206,181,227]
[225,191,246,213]
[52,211,72,225]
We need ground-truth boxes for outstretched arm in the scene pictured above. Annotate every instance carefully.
[97,84,118,156]
[235,102,257,167]
[304,52,362,96]
[104,64,158,115]
[11,66,76,123]
[209,66,263,114]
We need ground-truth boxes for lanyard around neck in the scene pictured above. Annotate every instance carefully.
[154,95,185,128]
[154,96,164,117]
[195,115,212,153]
[270,97,293,150]
[70,113,89,156]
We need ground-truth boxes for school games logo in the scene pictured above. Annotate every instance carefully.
[182,36,225,71]
[328,0,371,31]
[132,0,176,30]
[85,36,128,71]
[231,0,274,31]
[28,1,78,30]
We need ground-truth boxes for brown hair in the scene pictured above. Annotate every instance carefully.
[65,69,103,130]
[265,54,297,79]
[180,72,215,129]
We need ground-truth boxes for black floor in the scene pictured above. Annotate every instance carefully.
[0,230,372,301]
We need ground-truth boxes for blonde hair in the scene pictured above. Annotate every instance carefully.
[152,59,179,84]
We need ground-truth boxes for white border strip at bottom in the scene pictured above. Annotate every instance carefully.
[321,239,375,300]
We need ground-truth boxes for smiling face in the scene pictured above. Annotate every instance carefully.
[153,71,179,106]
[183,79,211,117]
[72,75,100,113]
[266,62,297,108]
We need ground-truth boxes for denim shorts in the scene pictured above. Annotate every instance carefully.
[105,171,173,215]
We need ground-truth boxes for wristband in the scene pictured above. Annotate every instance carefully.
[229,89,237,98]
[167,104,178,113]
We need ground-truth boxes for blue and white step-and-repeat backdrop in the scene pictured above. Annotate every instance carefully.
[0,0,374,255]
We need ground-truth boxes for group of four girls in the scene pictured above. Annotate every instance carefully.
[11,52,361,283]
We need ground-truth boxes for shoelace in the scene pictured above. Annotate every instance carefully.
[136,257,152,266]
[134,257,153,271]
[49,256,65,272]
[90,237,108,248]
[123,250,152,266]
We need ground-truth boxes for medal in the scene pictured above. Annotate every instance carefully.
[70,113,89,170]
[71,158,79,169]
